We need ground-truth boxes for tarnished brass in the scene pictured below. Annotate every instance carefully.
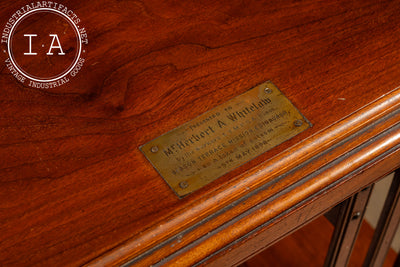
[140,81,311,197]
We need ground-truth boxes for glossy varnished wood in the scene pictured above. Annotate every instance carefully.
[363,172,400,267]
[240,217,397,267]
[168,111,400,266]
[324,187,373,267]
[1,0,400,266]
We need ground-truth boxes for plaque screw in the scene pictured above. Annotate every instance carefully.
[150,146,159,153]
[179,181,189,189]
[264,87,272,94]
[294,120,303,127]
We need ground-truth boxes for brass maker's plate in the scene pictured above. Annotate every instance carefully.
[140,81,311,197]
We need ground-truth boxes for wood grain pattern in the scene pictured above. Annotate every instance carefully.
[164,110,400,266]
[1,0,400,266]
[202,147,400,267]
[239,217,397,267]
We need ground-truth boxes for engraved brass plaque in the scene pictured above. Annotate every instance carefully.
[140,81,311,197]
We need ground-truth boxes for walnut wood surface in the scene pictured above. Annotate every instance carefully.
[239,217,397,267]
[1,0,400,266]
[202,130,400,267]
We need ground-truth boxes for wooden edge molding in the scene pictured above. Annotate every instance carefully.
[163,114,400,266]
[135,99,400,267]
[86,86,400,267]
[203,147,400,267]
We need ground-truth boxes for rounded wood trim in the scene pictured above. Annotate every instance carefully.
[87,88,400,266]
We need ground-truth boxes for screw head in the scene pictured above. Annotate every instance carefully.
[351,212,361,220]
[150,146,159,153]
[179,181,189,189]
[264,87,272,94]
[294,120,303,127]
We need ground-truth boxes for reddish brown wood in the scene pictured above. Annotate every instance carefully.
[165,120,400,266]
[1,0,400,266]
[241,216,335,267]
[105,87,400,266]
[350,222,397,267]
[202,147,400,267]
[324,186,373,267]
[363,171,400,267]
[239,218,397,267]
